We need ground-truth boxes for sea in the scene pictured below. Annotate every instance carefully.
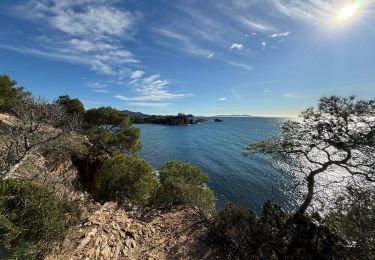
[136,117,296,213]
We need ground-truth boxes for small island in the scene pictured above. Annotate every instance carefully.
[214,118,224,122]
[124,111,207,125]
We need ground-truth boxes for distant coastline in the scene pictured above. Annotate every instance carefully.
[123,110,207,125]
[212,114,252,117]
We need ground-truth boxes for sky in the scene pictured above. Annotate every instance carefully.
[0,0,374,117]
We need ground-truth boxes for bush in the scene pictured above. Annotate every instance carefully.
[209,202,345,259]
[157,161,215,220]
[0,179,66,258]
[325,187,375,259]
[209,203,273,259]
[94,154,159,205]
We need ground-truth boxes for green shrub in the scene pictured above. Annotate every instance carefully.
[157,161,215,219]
[94,154,159,205]
[209,202,345,259]
[325,187,375,259]
[0,178,66,258]
[209,203,272,259]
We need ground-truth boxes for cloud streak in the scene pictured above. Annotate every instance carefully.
[130,70,145,79]
[282,93,305,99]
[230,43,244,50]
[270,31,290,38]
[10,0,140,76]
[271,0,334,24]
[114,73,192,109]
[125,102,171,109]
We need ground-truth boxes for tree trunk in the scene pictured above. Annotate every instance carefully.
[2,147,37,180]
[295,164,330,216]
[296,174,315,215]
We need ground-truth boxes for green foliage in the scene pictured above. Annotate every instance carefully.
[84,106,130,126]
[139,113,196,125]
[0,214,21,250]
[246,139,279,155]
[55,95,85,115]
[209,204,264,258]
[325,187,375,259]
[157,161,215,219]
[0,179,65,258]
[94,154,159,205]
[209,202,345,259]
[84,107,141,153]
[63,199,82,226]
[0,74,30,113]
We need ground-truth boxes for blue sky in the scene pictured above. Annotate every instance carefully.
[0,0,374,116]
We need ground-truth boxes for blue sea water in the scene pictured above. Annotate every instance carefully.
[136,117,296,213]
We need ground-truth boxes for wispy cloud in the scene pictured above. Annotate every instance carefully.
[114,73,192,108]
[225,60,254,71]
[92,89,109,93]
[231,88,242,101]
[126,102,170,109]
[18,0,137,37]
[271,0,334,24]
[150,1,277,70]
[207,53,215,59]
[0,44,89,65]
[238,18,275,32]
[130,70,145,79]
[151,27,213,58]
[9,0,140,76]
[230,43,244,50]
[152,27,254,71]
[218,97,227,101]
[282,93,306,99]
[270,31,290,38]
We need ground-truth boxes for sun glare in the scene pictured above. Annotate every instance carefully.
[335,1,365,23]
[338,3,358,21]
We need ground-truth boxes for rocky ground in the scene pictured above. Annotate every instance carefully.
[47,202,215,259]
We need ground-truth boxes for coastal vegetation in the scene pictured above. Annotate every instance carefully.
[209,202,344,259]
[324,186,375,258]
[0,74,374,258]
[157,161,215,220]
[94,154,159,205]
[0,178,66,258]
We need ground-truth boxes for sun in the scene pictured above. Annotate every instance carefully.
[335,1,364,23]
[337,3,358,21]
